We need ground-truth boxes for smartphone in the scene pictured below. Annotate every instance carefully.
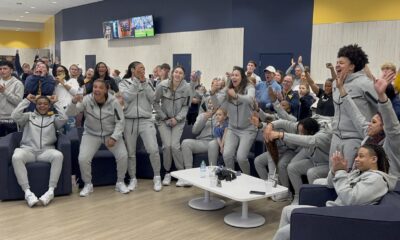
[249,190,265,195]
[149,74,154,79]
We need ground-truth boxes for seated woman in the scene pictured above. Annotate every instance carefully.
[11,94,67,207]
[273,144,398,240]
[66,79,129,197]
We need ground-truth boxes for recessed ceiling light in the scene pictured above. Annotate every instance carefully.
[16,19,20,21]
[25,11,30,14]
[30,6,36,9]
[52,1,57,3]
[20,16,24,18]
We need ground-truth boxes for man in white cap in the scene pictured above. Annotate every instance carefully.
[255,65,282,111]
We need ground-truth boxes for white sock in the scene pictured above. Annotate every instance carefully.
[24,189,32,195]
[48,187,55,194]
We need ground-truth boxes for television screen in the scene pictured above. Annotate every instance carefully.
[104,15,154,40]
[103,20,120,39]
[132,15,154,38]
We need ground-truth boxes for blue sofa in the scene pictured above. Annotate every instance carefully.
[0,132,72,200]
[290,182,400,240]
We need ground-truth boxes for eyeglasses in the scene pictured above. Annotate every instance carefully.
[57,70,65,73]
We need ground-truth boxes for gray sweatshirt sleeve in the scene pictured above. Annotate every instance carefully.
[153,84,167,121]
[379,99,400,139]
[282,131,326,148]
[272,119,298,133]
[175,87,191,122]
[53,102,68,129]
[121,82,138,104]
[236,86,255,105]
[332,170,388,206]
[4,81,24,106]
[326,170,335,188]
[11,98,31,126]
[272,100,297,122]
[192,113,208,135]
[210,91,226,109]
[111,101,125,141]
[65,98,85,117]
[341,94,368,137]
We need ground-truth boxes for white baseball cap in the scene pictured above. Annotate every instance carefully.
[263,66,276,73]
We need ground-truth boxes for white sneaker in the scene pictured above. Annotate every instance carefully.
[176,179,185,187]
[25,192,39,207]
[271,191,292,202]
[80,183,93,197]
[115,182,129,194]
[291,196,299,205]
[127,178,137,191]
[162,173,171,186]
[153,176,162,192]
[39,190,54,206]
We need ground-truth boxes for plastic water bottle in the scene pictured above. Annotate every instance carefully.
[200,160,206,178]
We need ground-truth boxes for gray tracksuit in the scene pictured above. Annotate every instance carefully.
[11,98,66,190]
[330,72,378,168]
[178,112,219,169]
[273,169,397,240]
[66,94,128,183]
[153,79,191,171]
[0,76,24,119]
[272,118,332,193]
[120,77,161,177]
[341,94,400,178]
[210,85,257,174]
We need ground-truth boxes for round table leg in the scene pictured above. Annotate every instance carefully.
[224,202,265,228]
[188,190,225,210]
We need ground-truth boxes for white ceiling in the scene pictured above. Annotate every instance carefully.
[0,0,102,31]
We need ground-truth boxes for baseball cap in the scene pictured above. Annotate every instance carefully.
[263,66,276,73]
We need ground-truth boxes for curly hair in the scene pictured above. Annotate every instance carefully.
[337,44,369,72]
[361,143,390,173]
[298,117,320,135]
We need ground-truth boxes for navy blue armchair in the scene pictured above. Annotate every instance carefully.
[0,132,72,200]
[291,183,400,240]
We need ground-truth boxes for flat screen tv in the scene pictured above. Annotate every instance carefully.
[103,15,154,40]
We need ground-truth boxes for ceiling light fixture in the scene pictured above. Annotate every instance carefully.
[25,11,30,14]
[52,1,57,3]
[30,6,36,9]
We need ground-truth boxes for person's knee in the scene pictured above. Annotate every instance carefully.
[287,162,296,175]
[52,151,64,162]
[12,154,24,165]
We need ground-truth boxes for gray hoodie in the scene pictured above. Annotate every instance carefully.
[326,169,398,206]
[341,94,400,178]
[272,118,332,165]
[153,79,191,122]
[119,77,154,119]
[331,72,378,139]
[192,112,216,141]
[11,98,67,151]
[66,94,125,141]
[0,76,24,119]
[211,85,256,131]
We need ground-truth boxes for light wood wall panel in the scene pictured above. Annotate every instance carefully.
[311,20,400,83]
[61,28,244,88]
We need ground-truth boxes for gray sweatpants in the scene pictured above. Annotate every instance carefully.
[79,134,128,183]
[158,121,185,171]
[124,119,161,177]
[179,139,219,168]
[254,149,297,188]
[288,158,329,196]
[223,128,257,175]
[273,205,316,240]
[329,134,362,169]
[12,148,63,191]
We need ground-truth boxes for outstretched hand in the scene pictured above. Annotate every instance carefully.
[249,111,260,128]
[374,70,396,97]
[268,86,277,102]
[331,151,348,173]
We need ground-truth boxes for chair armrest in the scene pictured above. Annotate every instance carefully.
[291,205,400,240]
[0,132,21,199]
[299,184,337,207]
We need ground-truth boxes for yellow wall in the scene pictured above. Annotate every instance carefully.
[314,0,400,24]
[40,16,55,48]
[0,30,41,48]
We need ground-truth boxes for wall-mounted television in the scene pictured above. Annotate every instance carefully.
[103,15,154,40]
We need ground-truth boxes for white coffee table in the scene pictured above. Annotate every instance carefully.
[171,168,288,228]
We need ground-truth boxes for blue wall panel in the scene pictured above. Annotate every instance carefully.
[55,0,313,70]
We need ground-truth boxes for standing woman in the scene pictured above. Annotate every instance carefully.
[210,66,257,174]
[119,61,162,192]
[153,66,191,186]
[91,62,119,94]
